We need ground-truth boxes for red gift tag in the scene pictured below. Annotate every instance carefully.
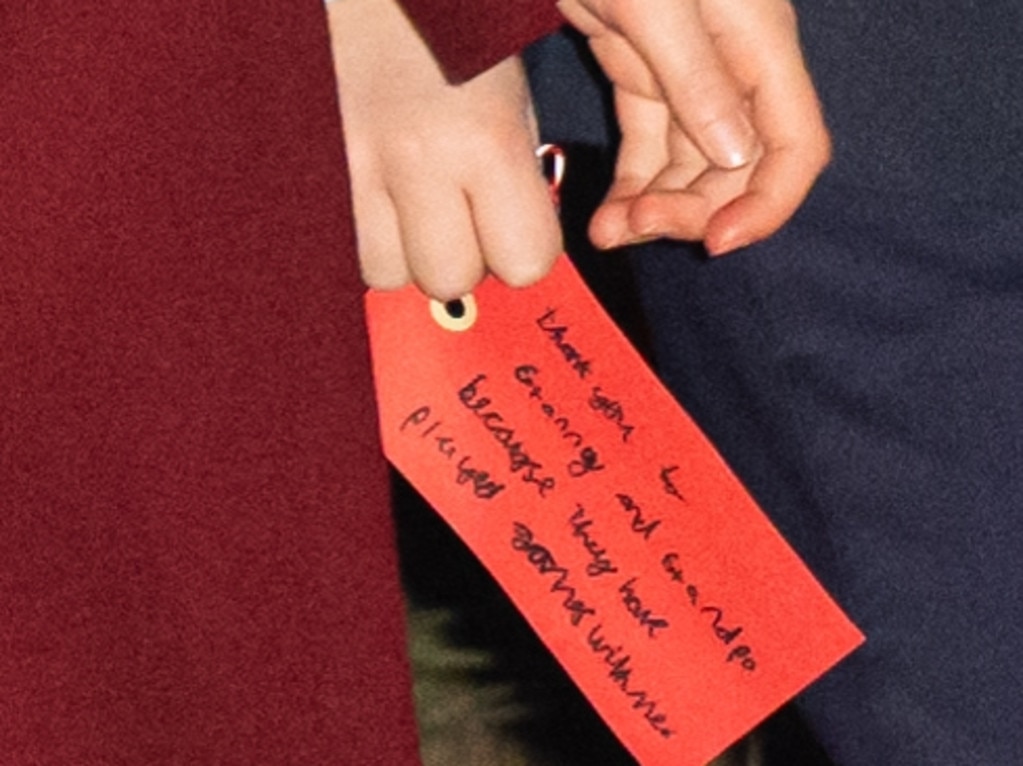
[366,255,863,766]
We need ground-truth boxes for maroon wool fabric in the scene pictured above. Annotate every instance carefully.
[0,2,559,764]
[400,0,564,82]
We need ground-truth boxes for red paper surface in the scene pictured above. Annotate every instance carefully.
[366,256,864,766]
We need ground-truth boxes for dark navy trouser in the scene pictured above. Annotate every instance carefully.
[529,4,1023,764]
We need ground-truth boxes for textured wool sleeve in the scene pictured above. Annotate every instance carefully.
[0,3,421,764]
[399,0,564,81]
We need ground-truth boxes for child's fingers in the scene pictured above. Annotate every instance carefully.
[469,151,563,289]
[464,75,563,288]
[332,0,561,300]
[349,174,412,291]
[391,178,486,301]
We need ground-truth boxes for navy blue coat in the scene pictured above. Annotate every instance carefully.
[530,3,1023,763]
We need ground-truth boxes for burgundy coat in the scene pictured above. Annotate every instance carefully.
[0,2,560,763]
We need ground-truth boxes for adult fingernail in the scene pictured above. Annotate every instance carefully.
[706,229,751,257]
[703,115,756,170]
[619,233,662,247]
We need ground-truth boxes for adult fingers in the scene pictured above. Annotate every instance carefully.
[619,110,719,242]
[598,0,758,169]
[703,0,830,254]
[703,137,828,256]
[590,89,669,248]
[592,88,715,247]
[627,157,752,241]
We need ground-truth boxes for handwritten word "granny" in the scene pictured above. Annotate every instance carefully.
[514,364,606,479]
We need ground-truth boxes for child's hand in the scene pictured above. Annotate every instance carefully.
[558,0,830,255]
[328,0,562,300]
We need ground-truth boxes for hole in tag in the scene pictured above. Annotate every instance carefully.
[430,294,478,332]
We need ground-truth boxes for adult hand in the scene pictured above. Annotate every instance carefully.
[557,0,830,255]
[328,0,561,300]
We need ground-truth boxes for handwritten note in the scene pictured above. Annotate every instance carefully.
[366,255,864,766]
